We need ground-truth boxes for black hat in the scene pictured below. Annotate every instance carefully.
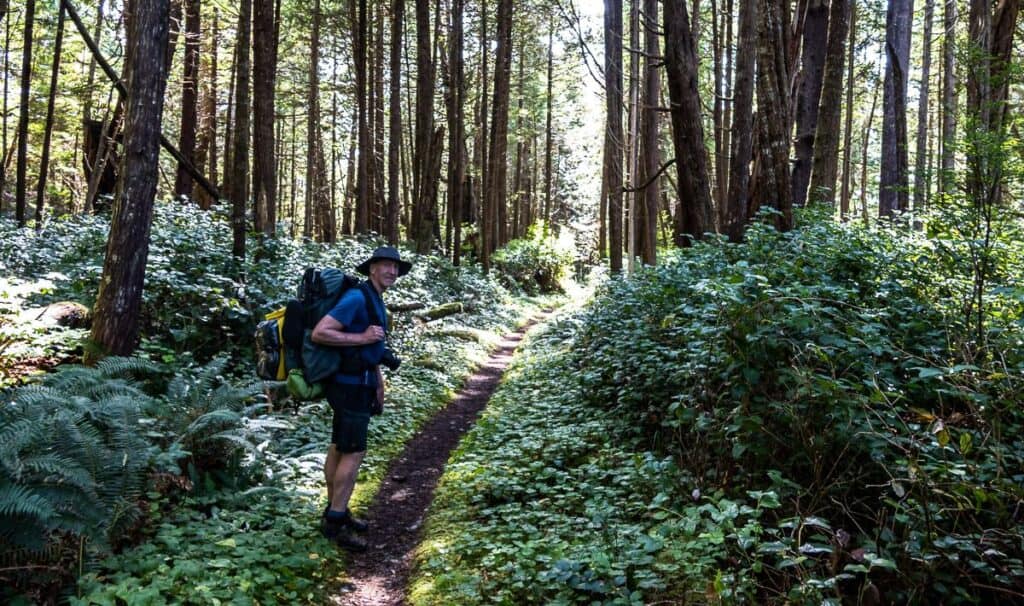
[357,246,412,276]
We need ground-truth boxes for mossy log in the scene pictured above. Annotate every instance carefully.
[416,302,464,322]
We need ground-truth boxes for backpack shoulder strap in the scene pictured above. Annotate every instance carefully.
[358,281,384,329]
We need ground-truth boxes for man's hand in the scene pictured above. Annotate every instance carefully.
[360,325,385,344]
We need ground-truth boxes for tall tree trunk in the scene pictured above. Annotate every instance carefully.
[665,0,715,245]
[753,0,793,231]
[231,0,251,258]
[487,0,512,255]
[373,1,387,235]
[35,3,66,224]
[477,1,489,265]
[15,0,35,226]
[252,0,277,234]
[807,0,851,206]
[626,0,640,270]
[0,9,10,209]
[388,0,404,244]
[912,0,933,211]
[308,0,333,242]
[88,0,170,361]
[193,6,218,208]
[543,19,554,230]
[412,0,438,253]
[638,0,660,265]
[354,0,370,233]
[791,0,828,208]
[605,0,624,270]
[879,0,913,218]
[939,0,957,195]
[839,0,857,219]
[174,0,200,199]
[725,0,757,242]
[83,0,105,126]
[446,0,464,262]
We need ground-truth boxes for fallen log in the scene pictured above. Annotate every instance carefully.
[416,302,463,322]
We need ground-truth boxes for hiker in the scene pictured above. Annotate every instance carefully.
[311,246,411,551]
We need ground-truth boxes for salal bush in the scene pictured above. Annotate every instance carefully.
[576,212,1024,603]
[493,222,575,294]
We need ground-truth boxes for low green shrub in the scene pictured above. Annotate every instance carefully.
[412,315,779,605]
[492,223,575,294]
[575,212,1024,603]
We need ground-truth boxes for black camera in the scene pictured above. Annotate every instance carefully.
[379,348,401,371]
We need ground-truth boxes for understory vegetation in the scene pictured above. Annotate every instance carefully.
[415,209,1024,605]
[0,205,561,603]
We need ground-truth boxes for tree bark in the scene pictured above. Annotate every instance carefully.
[174,0,200,199]
[879,0,913,218]
[36,3,66,224]
[790,0,829,208]
[484,0,513,258]
[939,0,957,195]
[230,0,251,258]
[446,0,465,263]
[253,0,277,234]
[807,0,851,206]
[839,0,857,219]
[354,0,369,233]
[638,0,660,265]
[15,0,35,226]
[307,0,333,242]
[665,0,715,245]
[605,0,624,269]
[88,0,170,361]
[543,19,555,231]
[753,0,793,231]
[388,0,404,245]
[912,0,933,211]
[725,0,757,242]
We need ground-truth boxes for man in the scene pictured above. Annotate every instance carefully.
[311,246,411,551]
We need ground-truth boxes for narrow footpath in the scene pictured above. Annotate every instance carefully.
[334,312,550,606]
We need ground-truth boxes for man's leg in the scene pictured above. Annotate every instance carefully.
[330,450,365,513]
[324,444,340,506]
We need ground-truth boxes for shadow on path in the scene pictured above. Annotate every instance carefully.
[334,311,551,606]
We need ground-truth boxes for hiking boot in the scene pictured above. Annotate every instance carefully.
[330,527,368,552]
[345,513,369,533]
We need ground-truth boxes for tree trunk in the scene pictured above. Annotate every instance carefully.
[725,0,757,242]
[753,0,793,231]
[252,0,277,234]
[790,0,828,208]
[412,0,438,253]
[193,6,218,209]
[665,0,715,245]
[839,0,857,219]
[35,3,66,224]
[939,0,957,195]
[807,0,850,206]
[388,0,404,244]
[15,0,35,226]
[88,0,170,361]
[638,0,660,265]
[83,0,105,126]
[605,0,624,270]
[231,0,251,258]
[543,19,554,230]
[354,0,370,233]
[485,0,512,257]
[174,0,200,199]
[308,0,333,242]
[879,0,913,218]
[372,2,387,234]
[0,10,10,210]
[446,0,465,263]
[912,0,933,212]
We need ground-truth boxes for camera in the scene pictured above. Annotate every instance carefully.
[379,348,401,371]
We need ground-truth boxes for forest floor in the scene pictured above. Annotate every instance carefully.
[331,310,552,606]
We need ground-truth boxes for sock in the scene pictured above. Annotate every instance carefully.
[326,508,349,522]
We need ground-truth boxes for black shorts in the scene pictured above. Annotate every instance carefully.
[325,382,375,453]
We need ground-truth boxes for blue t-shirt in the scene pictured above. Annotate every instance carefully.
[326,284,388,386]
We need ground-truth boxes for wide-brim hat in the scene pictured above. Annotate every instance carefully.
[357,246,412,277]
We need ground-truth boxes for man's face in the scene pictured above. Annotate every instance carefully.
[370,260,400,290]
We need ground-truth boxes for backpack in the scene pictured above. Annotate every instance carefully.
[256,267,380,398]
[255,299,304,381]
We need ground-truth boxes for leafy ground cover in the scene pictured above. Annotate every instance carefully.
[414,211,1024,605]
[0,206,563,603]
[411,309,782,605]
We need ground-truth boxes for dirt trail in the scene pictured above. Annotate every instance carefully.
[333,313,549,606]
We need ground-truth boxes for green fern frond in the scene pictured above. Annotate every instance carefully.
[0,482,56,519]
[94,355,162,379]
